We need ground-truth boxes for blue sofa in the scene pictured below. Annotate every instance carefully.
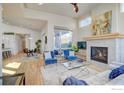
[44,51,57,65]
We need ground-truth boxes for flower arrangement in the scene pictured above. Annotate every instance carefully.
[71,43,79,52]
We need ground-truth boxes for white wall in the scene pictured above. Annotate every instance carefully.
[24,9,78,51]
[15,34,23,53]
[117,4,124,34]
[91,3,118,33]
[41,23,47,51]
[0,4,2,85]
[24,9,77,30]
[2,23,41,54]
[77,3,119,41]
[2,34,16,54]
[78,26,92,41]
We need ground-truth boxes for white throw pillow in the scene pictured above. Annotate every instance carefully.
[69,51,74,56]
[44,52,52,59]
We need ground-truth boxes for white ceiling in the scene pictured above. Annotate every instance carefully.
[2,3,46,31]
[2,3,99,31]
[25,3,99,18]
[3,17,46,31]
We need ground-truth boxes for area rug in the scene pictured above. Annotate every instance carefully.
[41,63,99,85]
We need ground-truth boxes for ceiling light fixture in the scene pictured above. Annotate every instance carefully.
[71,3,79,13]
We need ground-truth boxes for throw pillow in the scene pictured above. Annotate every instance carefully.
[109,65,124,80]
[44,52,52,59]
[69,51,75,56]
[63,76,88,85]
[51,51,55,58]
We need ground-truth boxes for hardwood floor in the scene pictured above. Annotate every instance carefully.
[2,53,108,85]
[2,53,44,85]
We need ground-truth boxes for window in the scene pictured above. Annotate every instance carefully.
[61,31,72,48]
[79,17,92,28]
[54,29,72,49]
[120,3,124,12]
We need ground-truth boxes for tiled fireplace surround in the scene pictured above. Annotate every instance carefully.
[86,38,124,67]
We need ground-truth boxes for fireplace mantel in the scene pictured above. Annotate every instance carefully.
[83,33,124,41]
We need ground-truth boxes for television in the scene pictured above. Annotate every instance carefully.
[77,41,87,49]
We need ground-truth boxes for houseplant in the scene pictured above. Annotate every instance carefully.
[71,43,79,52]
[35,39,41,53]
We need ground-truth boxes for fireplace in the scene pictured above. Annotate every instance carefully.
[91,47,108,64]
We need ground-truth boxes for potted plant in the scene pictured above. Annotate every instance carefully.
[35,39,41,53]
[71,43,79,52]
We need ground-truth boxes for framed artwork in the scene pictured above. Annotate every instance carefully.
[45,36,47,44]
[91,11,112,35]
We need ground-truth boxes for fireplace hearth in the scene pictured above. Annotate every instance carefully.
[91,47,108,64]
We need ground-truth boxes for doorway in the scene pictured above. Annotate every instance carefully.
[15,34,26,53]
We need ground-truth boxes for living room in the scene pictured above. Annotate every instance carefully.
[1,3,124,86]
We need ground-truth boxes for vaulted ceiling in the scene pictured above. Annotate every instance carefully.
[2,3,47,31]
[2,3,99,31]
[25,3,99,18]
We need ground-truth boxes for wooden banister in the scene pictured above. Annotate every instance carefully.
[0,73,25,85]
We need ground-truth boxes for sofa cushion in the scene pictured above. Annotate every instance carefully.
[85,70,111,85]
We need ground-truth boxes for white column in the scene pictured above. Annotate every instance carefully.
[47,22,54,51]
[0,4,3,85]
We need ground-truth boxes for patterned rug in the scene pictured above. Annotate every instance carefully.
[41,63,99,85]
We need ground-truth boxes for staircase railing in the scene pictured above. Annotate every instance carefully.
[0,73,25,85]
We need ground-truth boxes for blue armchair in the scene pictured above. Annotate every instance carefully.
[44,51,57,65]
[63,50,78,61]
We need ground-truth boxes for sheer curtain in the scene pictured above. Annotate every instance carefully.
[54,28,72,49]
[54,31,61,49]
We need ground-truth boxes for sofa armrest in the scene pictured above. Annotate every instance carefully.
[84,70,111,85]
